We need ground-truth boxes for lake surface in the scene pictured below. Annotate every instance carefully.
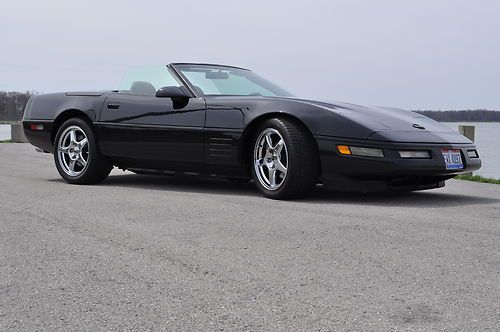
[1,123,498,178]
[442,122,499,179]
[0,124,10,140]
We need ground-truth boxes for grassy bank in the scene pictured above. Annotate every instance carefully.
[455,174,500,184]
[0,139,12,143]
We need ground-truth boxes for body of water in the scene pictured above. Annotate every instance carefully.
[0,124,10,140]
[1,122,498,178]
[442,122,499,179]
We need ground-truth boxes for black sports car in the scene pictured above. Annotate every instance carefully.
[23,63,481,199]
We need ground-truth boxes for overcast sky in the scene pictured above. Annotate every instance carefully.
[1,0,499,110]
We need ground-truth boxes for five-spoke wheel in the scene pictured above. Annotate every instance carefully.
[54,118,112,184]
[253,128,288,190]
[57,126,89,176]
[250,118,319,199]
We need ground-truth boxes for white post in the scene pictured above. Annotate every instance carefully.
[458,125,475,176]
[11,123,28,143]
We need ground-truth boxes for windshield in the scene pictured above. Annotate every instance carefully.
[174,64,293,97]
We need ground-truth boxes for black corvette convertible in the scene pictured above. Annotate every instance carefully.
[23,63,481,199]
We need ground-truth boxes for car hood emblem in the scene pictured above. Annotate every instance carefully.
[413,123,425,130]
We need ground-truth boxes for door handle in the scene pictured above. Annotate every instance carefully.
[107,102,120,110]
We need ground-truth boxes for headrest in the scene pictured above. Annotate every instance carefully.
[130,81,156,96]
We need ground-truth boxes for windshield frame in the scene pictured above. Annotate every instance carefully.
[169,63,293,98]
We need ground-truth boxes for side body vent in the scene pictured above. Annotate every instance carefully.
[208,137,233,158]
[205,135,239,166]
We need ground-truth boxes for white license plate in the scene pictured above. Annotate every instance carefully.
[442,149,463,170]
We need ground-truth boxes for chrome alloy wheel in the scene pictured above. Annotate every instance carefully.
[253,128,288,190]
[57,125,89,176]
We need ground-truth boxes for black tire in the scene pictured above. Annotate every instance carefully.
[250,118,319,199]
[53,118,112,184]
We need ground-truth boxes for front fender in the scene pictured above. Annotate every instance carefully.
[205,96,376,140]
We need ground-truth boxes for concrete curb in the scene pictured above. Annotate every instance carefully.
[11,123,29,143]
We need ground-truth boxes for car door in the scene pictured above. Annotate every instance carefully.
[97,66,206,168]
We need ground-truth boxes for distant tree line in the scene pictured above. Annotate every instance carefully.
[414,109,500,122]
[0,91,35,122]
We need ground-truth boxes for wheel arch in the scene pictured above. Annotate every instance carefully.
[238,112,321,172]
[51,109,94,145]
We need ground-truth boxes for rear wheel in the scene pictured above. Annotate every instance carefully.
[250,118,319,199]
[54,118,112,184]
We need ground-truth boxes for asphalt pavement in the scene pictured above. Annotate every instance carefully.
[1,143,499,331]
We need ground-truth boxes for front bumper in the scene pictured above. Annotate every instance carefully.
[316,135,481,192]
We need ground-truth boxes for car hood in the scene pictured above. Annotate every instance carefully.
[281,97,472,144]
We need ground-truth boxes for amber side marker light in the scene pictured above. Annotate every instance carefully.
[337,145,351,155]
[337,145,385,158]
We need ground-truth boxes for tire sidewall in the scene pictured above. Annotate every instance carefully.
[250,119,297,198]
[54,118,96,183]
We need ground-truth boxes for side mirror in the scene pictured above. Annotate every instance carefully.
[155,86,190,99]
[156,86,190,109]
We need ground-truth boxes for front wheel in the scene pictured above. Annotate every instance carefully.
[54,118,112,184]
[250,118,319,199]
